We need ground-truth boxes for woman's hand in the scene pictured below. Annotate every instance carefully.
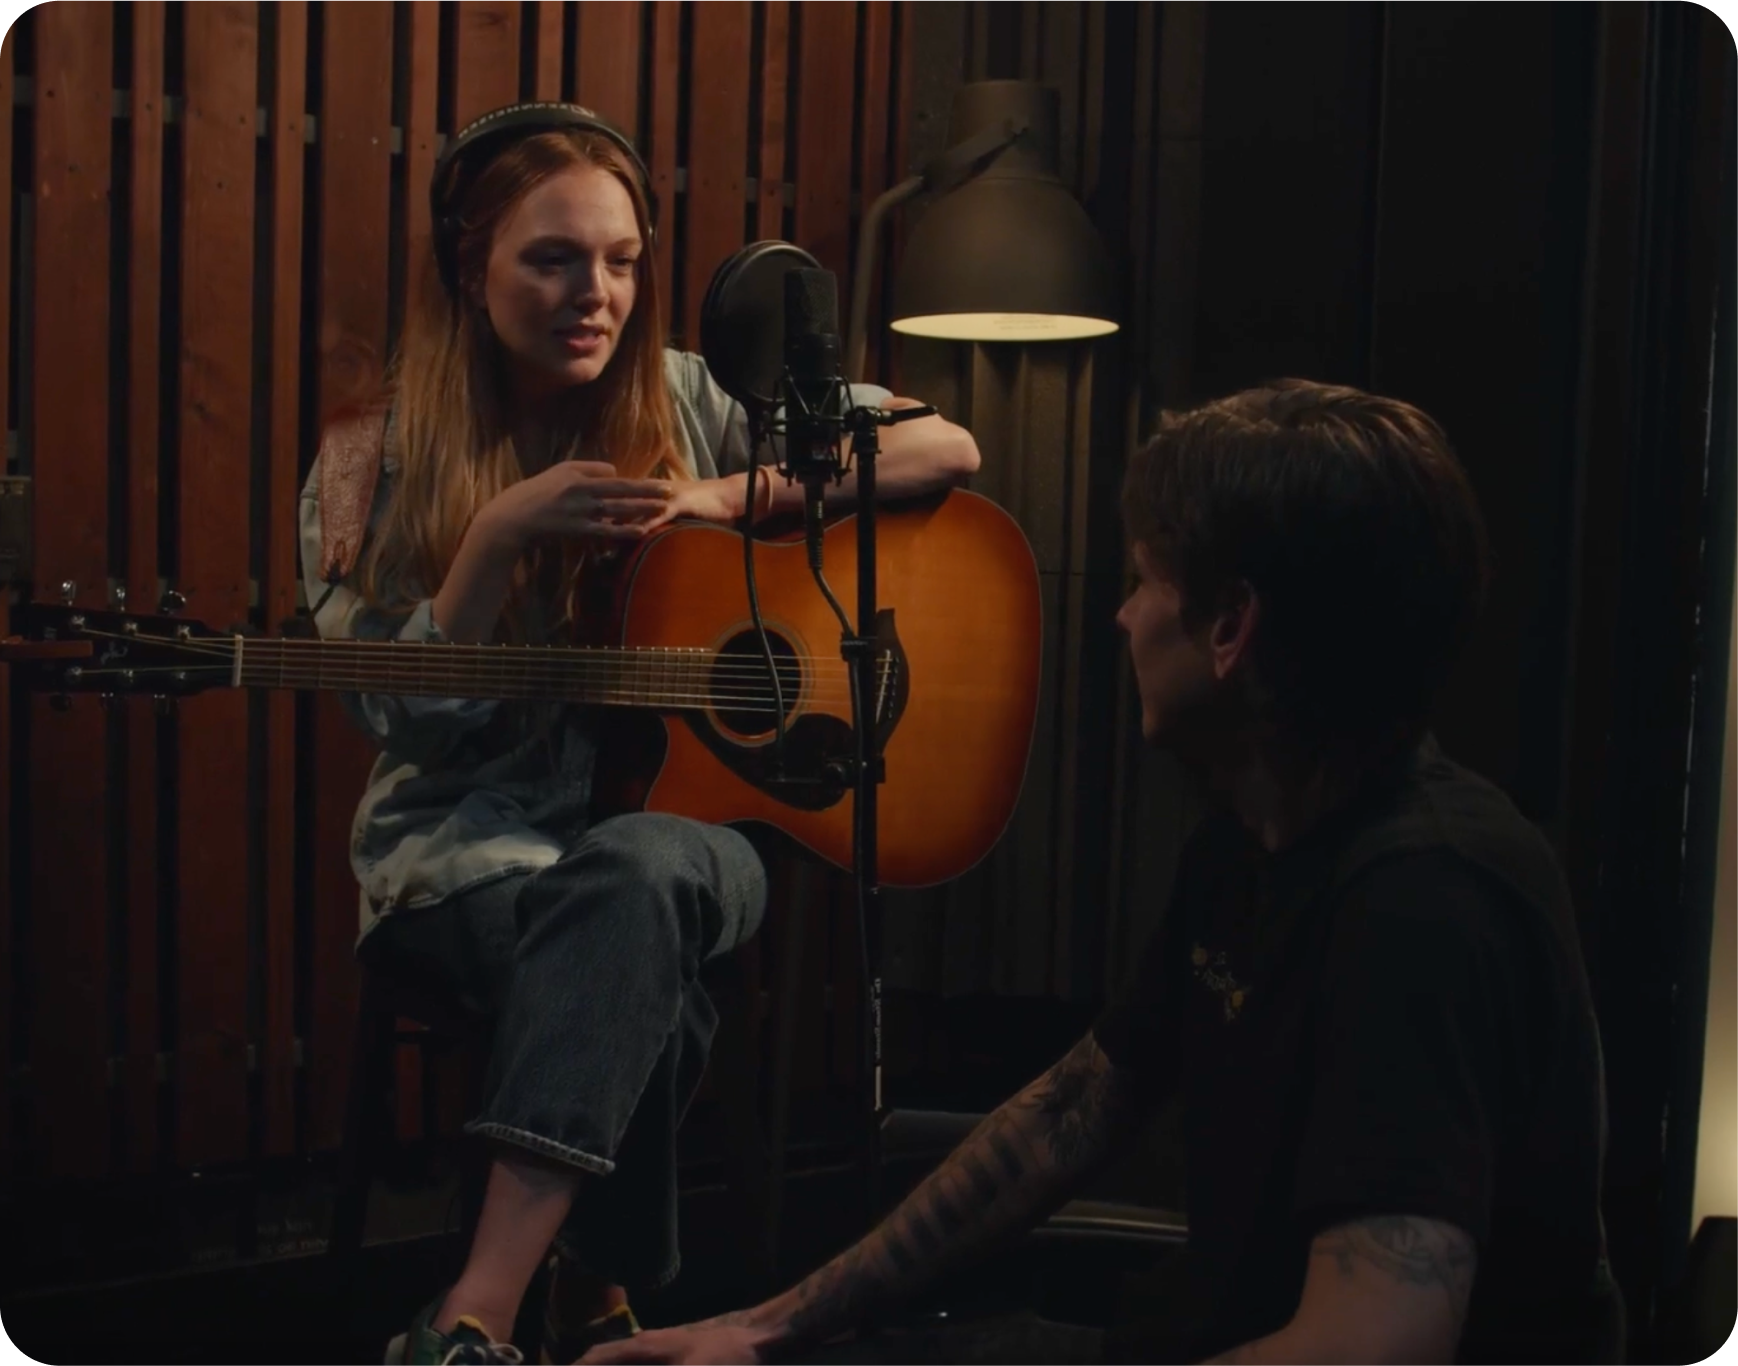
[637,476,752,532]
[476,460,675,553]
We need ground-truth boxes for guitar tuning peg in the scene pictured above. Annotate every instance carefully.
[111,584,128,609]
[159,589,187,615]
[59,579,77,605]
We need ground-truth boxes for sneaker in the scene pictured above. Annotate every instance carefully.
[386,1297,524,1365]
[538,1289,640,1365]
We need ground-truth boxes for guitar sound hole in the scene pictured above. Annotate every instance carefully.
[709,630,803,738]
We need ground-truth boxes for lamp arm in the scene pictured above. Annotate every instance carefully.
[845,174,924,382]
[842,117,1030,382]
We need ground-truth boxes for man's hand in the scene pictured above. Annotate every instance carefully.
[594,1034,1151,1364]
[579,1318,768,1365]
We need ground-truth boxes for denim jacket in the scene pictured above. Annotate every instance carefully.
[298,349,890,938]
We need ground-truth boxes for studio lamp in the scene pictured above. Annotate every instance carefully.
[845,79,1119,379]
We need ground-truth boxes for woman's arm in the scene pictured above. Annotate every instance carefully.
[766,395,981,508]
[664,396,981,526]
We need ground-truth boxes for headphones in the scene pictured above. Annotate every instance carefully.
[430,101,655,296]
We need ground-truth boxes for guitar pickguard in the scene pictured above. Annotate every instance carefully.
[672,610,910,811]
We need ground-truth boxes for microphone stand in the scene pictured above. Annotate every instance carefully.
[769,383,934,1227]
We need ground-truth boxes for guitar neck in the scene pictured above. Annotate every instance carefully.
[230,636,711,710]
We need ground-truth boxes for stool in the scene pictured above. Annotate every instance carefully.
[326,934,802,1287]
[328,958,491,1262]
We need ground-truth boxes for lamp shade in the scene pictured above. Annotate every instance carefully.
[891,81,1117,342]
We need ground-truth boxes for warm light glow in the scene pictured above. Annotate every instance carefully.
[1693,586,1738,1232]
[891,312,1120,342]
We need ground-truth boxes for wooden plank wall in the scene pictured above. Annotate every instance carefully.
[3,0,914,1184]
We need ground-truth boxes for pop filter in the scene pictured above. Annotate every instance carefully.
[698,240,824,411]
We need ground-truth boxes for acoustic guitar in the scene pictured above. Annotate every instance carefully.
[4,490,1042,888]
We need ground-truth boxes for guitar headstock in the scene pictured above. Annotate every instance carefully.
[3,601,233,698]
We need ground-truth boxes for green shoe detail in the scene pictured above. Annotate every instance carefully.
[386,1298,524,1365]
[538,1296,640,1364]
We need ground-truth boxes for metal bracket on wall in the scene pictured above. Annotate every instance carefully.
[0,476,30,585]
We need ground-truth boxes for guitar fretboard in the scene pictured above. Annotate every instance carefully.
[232,636,723,709]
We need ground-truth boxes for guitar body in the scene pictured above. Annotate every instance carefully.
[6,490,1043,890]
[591,489,1042,888]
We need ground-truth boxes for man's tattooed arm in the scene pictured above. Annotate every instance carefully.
[1202,1215,1477,1364]
[1312,1215,1477,1318]
[723,1033,1149,1355]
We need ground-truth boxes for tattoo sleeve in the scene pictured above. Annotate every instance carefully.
[1312,1215,1478,1325]
[756,1034,1150,1352]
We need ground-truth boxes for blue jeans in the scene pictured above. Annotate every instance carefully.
[360,812,768,1289]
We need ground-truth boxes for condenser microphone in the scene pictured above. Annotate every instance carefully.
[780,268,850,571]
[780,267,847,484]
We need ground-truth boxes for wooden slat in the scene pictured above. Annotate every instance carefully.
[792,1,856,279]
[533,0,564,102]
[451,1,521,128]
[123,0,166,1173]
[646,1,680,340]
[755,1,789,241]
[262,0,308,1159]
[310,0,397,1153]
[857,0,893,384]
[0,20,13,1177]
[888,1,913,394]
[29,0,113,1179]
[402,1,440,327]
[573,1,641,136]
[683,2,752,347]
[176,1,258,1168]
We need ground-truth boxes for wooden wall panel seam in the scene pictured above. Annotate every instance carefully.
[308,0,396,1153]
[123,0,166,1175]
[682,1,751,348]
[29,0,114,1179]
[262,0,308,1160]
[647,1,680,341]
[755,1,789,243]
[452,1,521,129]
[176,0,258,1168]
[791,2,856,282]
[572,0,643,141]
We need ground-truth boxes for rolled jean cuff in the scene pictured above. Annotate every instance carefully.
[465,1120,616,1177]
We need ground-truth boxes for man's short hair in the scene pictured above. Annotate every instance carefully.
[1122,378,1492,746]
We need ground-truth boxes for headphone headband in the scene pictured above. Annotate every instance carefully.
[430,101,654,295]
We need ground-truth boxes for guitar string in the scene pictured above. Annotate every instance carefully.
[62,626,891,672]
[62,665,844,715]
[59,628,895,708]
[59,666,883,710]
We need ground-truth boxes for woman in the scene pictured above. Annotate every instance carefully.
[296,103,980,1366]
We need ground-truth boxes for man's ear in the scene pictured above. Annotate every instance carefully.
[1209,581,1260,682]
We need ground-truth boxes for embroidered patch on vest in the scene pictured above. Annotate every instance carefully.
[317,408,389,584]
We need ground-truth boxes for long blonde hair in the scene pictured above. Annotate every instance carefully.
[357,128,683,640]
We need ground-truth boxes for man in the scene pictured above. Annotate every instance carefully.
[585,380,1620,1365]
